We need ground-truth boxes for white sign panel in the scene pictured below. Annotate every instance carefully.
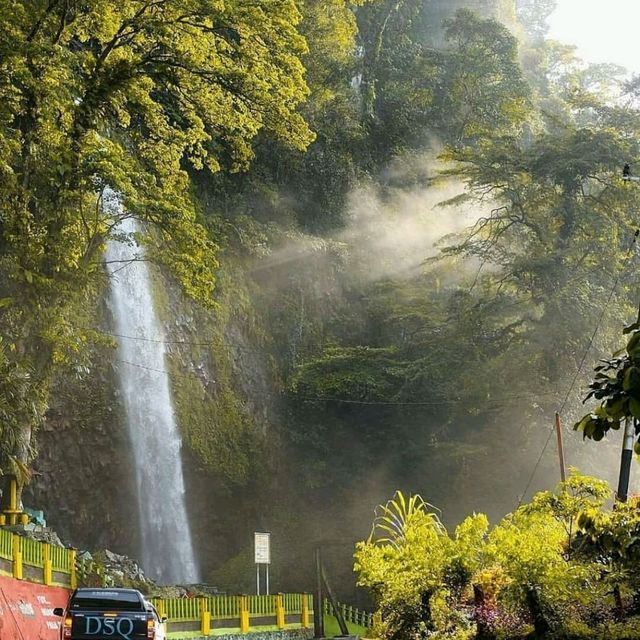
[254,532,271,564]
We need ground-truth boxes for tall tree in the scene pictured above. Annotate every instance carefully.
[0,0,314,496]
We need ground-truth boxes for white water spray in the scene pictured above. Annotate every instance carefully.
[104,188,199,584]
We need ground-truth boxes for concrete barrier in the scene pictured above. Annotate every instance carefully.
[0,573,70,640]
[170,630,315,640]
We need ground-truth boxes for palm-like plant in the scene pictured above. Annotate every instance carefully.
[369,490,446,548]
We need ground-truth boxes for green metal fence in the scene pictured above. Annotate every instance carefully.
[283,593,303,613]
[208,594,240,618]
[0,528,12,561]
[50,544,71,573]
[22,536,43,568]
[248,594,276,615]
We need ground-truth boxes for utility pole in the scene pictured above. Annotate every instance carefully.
[617,417,635,502]
[555,413,566,483]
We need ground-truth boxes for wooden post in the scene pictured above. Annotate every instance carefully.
[321,561,349,636]
[240,595,250,633]
[314,548,324,638]
[555,412,566,482]
[276,593,285,629]
[12,534,22,580]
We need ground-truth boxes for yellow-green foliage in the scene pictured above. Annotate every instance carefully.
[487,507,601,609]
[0,0,320,477]
[355,491,486,640]
[171,359,253,486]
[354,473,640,640]
[154,262,266,485]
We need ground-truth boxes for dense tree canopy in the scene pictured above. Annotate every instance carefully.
[0,0,316,478]
[3,0,640,600]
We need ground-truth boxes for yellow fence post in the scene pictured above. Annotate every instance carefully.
[276,593,285,629]
[240,595,249,633]
[301,593,310,629]
[7,478,18,525]
[43,542,52,585]
[9,478,17,511]
[201,597,211,636]
[12,534,22,580]
[69,548,77,589]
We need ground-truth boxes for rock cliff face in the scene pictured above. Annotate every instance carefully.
[24,348,140,557]
[24,260,280,583]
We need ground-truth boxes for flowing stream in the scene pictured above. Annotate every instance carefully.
[104,188,199,584]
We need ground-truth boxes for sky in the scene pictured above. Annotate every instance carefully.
[547,0,640,75]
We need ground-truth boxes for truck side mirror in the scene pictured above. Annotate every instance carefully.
[53,608,65,617]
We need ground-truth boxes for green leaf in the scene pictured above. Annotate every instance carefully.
[630,398,640,419]
[623,367,640,392]
[574,414,592,432]
[628,333,640,355]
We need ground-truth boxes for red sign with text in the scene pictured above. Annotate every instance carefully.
[0,574,70,640]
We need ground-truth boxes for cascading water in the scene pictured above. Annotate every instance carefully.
[103,188,199,584]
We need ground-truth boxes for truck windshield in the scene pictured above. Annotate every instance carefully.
[70,591,143,611]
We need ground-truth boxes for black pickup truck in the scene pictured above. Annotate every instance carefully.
[54,587,166,640]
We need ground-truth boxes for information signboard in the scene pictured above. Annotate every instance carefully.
[254,532,271,565]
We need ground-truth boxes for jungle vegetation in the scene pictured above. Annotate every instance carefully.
[355,474,640,639]
[2,0,640,606]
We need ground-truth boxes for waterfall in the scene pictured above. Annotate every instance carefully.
[103,188,199,584]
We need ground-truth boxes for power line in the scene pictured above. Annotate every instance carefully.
[114,356,555,408]
[516,228,640,507]
[95,329,221,347]
[115,359,212,382]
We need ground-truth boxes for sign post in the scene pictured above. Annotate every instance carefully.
[254,532,271,595]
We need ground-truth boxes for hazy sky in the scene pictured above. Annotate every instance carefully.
[548,0,639,74]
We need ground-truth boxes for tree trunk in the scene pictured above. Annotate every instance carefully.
[613,584,624,619]
[526,586,550,637]
[473,583,495,639]
[0,475,18,511]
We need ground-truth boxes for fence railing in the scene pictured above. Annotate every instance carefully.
[50,543,71,573]
[0,529,76,587]
[150,593,373,638]
[22,536,43,568]
[154,592,314,637]
[324,597,374,629]
[0,527,12,561]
